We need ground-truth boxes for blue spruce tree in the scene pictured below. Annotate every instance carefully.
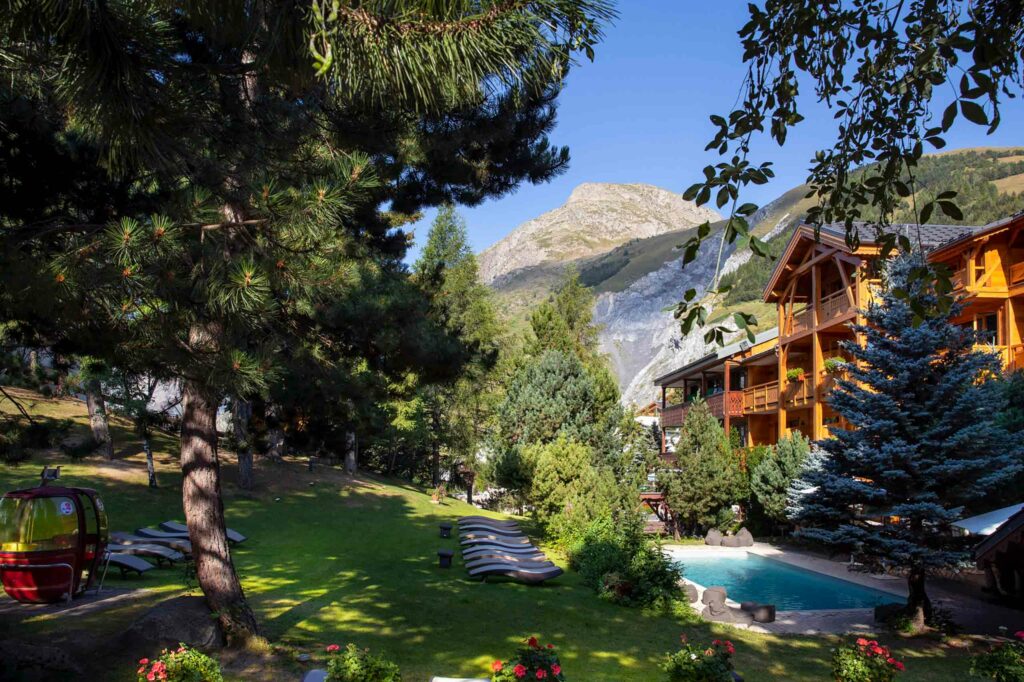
[789,253,1022,630]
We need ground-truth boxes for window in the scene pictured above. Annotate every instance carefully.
[0,496,79,552]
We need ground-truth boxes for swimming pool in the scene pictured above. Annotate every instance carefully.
[669,550,903,611]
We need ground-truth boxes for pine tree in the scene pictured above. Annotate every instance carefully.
[657,399,745,537]
[789,253,1023,630]
[0,1,613,641]
[750,433,809,527]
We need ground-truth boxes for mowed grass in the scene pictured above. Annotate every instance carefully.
[0,390,977,681]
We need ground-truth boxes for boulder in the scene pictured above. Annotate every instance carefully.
[751,604,776,623]
[704,529,723,546]
[700,586,753,625]
[680,581,699,603]
[0,640,83,680]
[735,527,754,547]
[739,601,758,612]
[721,535,741,548]
[119,596,225,653]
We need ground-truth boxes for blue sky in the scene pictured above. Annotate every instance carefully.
[405,2,1024,263]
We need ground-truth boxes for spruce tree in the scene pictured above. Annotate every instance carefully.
[790,253,1023,630]
[657,399,745,537]
[750,433,809,526]
[0,1,612,641]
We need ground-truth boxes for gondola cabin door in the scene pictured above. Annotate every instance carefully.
[0,486,109,603]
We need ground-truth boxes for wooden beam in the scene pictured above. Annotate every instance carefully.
[791,247,840,278]
[834,254,856,306]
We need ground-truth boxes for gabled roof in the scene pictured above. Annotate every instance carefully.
[654,327,779,386]
[973,505,1024,563]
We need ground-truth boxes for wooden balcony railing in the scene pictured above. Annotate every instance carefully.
[784,306,813,337]
[743,381,779,413]
[660,402,690,427]
[783,376,813,408]
[1013,344,1024,372]
[706,391,745,419]
[819,289,853,323]
[1011,262,1024,285]
[952,269,968,290]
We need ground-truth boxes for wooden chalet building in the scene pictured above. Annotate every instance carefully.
[641,213,1024,530]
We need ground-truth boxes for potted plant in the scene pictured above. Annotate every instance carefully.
[491,636,564,681]
[785,367,806,383]
[832,639,905,682]
[430,483,446,504]
[824,357,849,375]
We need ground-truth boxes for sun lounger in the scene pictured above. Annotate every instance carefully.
[111,531,192,555]
[467,562,563,583]
[106,552,155,577]
[460,533,531,545]
[458,526,524,537]
[135,527,190,540]
[462,546,544,561]
[465,556,555,571]
[457,516,520,528]
[108,543,184,566]
[462,548,548,562]
[458,521,521,531]
[159,520,247,544]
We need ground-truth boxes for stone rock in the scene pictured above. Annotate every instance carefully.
[704,529,723,546]
[680,581,699,603]
[735,527,754,547]
[700,586,754,625]
[739,601,758,612]
[0,640,83,680]
[752,604,776,623]
[119,595,225,653]
[721,535,741,548]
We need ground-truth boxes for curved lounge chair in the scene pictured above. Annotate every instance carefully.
[106,552,155,577]
[467,563,563,584]
[108,542,184,566]
[462,543,542,556]
[460,532,532,544]
[111,531,192,555]
[458,516,520,528]
[465,556,554,570]
[135,527,189,540]
[160,520,246,544]
[458,523,523,535]
[463,549,548,563]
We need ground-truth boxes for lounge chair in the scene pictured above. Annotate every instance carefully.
[462,544,544,558]
[460,533,531,545]
[111,531,192,555]
[458,523,522,534]
[108,542,184,566]
[467,562,563,584]
[465,556,555,571]
[160,520,247,544]
[106,552,155,577]
[135,527,190,540]
[457,516,520,528]
[462,549,548,563]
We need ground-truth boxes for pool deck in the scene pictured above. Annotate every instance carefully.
[666,542,1022,635]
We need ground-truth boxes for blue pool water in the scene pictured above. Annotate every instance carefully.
[671,552,903,611]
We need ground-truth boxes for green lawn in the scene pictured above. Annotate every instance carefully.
[0,390,978,681]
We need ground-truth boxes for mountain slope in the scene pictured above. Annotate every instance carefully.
[482,147,1024,407]
[478,183,720,285]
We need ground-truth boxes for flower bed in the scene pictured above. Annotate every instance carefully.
[832,638,905,682]
[491,636,564,681]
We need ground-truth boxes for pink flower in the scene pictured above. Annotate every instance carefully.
[551,664,561,675]
[492,661,503,672]
[138,659,149,665]
[1015,631,1024,641]
[527,636,539,648]
[146,674,155,682]
[536,670,547,680]
[712,639,721,646]
[856,638,868,646]
[514,664,527,678]
[326,644,340,653]
[894,661,905,671]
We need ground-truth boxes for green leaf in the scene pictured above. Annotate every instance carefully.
[960,100,988,125]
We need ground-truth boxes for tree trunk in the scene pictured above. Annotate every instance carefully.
[344,431,357,476]
[181,379,259,643]
[85,379,114,459]
[142,431,157,488]
[232,398,254,490]
[905,567,933,631]
[466,476,474,506]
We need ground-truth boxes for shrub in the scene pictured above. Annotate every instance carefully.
[785,367,806,383]
[491,636,564,682]
[971,631,1024,681]
[568,516,682,608]
[135,644,222,682]
[60,437,100,460]
[0,428,28,464]
[832,639,905,682]
[325,644,401,682]
[662,635,735,681]
[824,357,849,374]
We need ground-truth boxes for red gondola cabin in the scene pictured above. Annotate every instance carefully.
[0,482,108,603]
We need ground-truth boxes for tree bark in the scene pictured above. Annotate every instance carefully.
[85,379,114,459]
[344,431,357,476]
[905,567,932,631]
[143,432,158,488]
[181,379,259,643]
[232,398,254,490]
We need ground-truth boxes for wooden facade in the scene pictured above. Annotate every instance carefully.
[655,213,1024,454]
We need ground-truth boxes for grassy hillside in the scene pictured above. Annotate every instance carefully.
[0,390,978,681]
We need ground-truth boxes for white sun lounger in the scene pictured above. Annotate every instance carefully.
[111,531,192,554]
[159,520,247,544]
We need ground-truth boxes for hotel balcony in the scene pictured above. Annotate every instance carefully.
[660,390,745,427]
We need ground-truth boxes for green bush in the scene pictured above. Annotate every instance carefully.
[135,644,223,682]
[0,428,27,464]
[325,644,401,682]
[568,517,682,608]
[832,639,905,682]
[60,437,99,460]
[971,633,1024,681]
[662,636,735,681]
[491,636,564,682]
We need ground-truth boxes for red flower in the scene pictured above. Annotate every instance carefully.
[871,645,885,656]
[492,661,503,672]
[712,639,722,646]
[527,636,539,648]
[514,664,527,678]
[856,638,868,646]
[1015,631,1024,640]
[326,644,340,653]
[146,674,155,681]
[893,660,906,671]
[536,670,547,679]
[546,643,555,649]
[725,643,735,655]
[138,659,149,665]
[551,664,561,675]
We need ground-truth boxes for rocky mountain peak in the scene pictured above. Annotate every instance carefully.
[478,183,720,285]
